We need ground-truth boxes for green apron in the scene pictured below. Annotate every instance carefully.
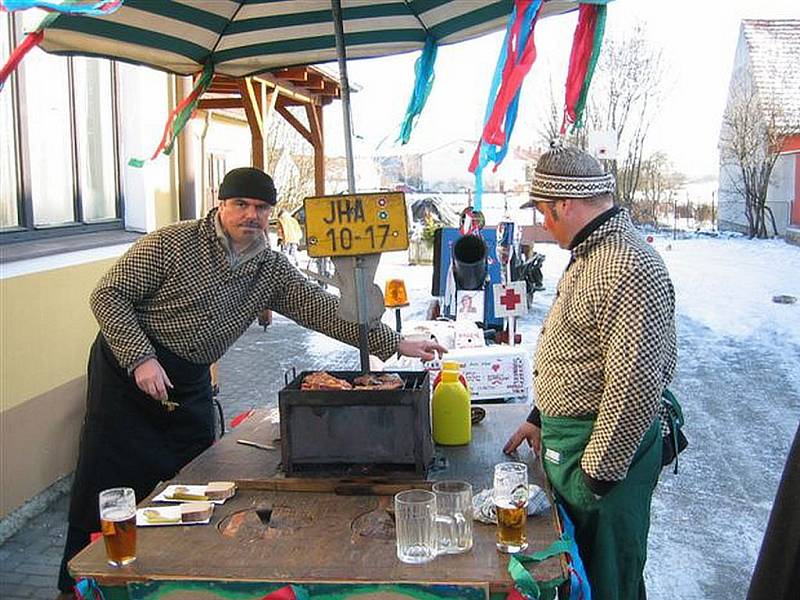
[540,414,662,600]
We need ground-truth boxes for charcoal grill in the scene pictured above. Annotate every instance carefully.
[278,370,433,476]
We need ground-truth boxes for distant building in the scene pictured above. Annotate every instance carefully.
[717,19,800,242]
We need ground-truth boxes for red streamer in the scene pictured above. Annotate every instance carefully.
[0,30,43,90]
[562,3,599,131]
[469,0,538,173]
[260,586,296,600]
[149,71,205,160]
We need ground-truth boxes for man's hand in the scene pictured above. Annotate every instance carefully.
[503,421,541,456]
[397,338,449,361]
[133,358,174,401]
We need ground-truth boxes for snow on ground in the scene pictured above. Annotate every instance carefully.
[371,232,800,599]
[225,231,799,599]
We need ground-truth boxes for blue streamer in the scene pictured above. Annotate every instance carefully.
[1,0,123,15]
[398,36,438,145]
[75,577,105,599]
[472,0,541,211]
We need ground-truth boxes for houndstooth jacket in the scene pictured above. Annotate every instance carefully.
[534,208,677,485]
[91,209,400,371]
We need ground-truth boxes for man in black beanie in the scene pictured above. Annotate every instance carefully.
[56,166,445,599]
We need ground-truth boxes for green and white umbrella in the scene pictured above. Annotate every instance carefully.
[38,0,578,77]
[24,0,585,372]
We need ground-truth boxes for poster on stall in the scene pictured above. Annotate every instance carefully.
[456,290,484,322]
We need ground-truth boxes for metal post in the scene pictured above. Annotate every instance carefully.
[395,308,402,333]
[331,0,356,194]
[672,191,677,240]
[354,256,371,371]
[332,0,369,372]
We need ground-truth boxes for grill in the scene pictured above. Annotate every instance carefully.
[278,370,433,476]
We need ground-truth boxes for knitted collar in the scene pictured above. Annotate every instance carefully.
[568,205,620,250]
[203,208,268,266]
[571,207,630,258]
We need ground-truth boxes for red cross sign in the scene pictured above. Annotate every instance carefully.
[499,288,522,311]
[493,282,528,318]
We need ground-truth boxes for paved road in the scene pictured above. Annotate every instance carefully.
[1,250,797,599]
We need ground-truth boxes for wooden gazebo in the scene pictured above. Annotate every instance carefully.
[196,66,341,197]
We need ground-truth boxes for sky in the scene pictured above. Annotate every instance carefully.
[324,0,800,180]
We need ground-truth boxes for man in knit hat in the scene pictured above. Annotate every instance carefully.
[504,145,677,599]
[56,166,446,599]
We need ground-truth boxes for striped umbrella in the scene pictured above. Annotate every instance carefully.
[37,0,579,77]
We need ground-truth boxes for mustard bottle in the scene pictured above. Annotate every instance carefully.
[433,360,470,391]
[432,370,471,446]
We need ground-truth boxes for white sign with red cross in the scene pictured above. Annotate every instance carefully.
[493,282,527,318]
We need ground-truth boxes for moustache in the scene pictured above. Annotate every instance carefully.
[240,221,261,229]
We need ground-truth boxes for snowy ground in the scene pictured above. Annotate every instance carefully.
[219,232,800,600]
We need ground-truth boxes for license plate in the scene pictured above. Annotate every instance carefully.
[304,192,409,258]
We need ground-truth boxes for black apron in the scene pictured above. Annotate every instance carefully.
[68,333,214,531]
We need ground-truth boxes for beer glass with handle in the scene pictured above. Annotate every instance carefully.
[99,487,137,567]
[493,462,529,553]
[432,480,473,554]
[394,489,460,564]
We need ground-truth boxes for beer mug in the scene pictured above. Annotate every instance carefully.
[432,480,473,554]
[99,487,137,567]
[394,489,459,564]
[493,462,529,553]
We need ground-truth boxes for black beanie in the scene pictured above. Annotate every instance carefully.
[218,167,277,205]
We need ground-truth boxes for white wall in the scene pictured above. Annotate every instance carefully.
[117,63,173,232]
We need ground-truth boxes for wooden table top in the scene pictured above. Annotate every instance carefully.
[70,403,563,593]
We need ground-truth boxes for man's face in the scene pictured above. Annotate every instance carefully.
[533,200,570,248]
[218,197,272,247]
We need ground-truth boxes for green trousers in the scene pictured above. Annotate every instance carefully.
[541,414,662,600]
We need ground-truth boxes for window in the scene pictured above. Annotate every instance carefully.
[1,13,122,242]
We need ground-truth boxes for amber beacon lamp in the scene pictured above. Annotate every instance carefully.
[384,279,410,332]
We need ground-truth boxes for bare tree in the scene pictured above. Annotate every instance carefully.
[719,72,799,238]
[638,152,685,227]
[263,108,316,213]
[537,78,592,150]
[589,24,666,211]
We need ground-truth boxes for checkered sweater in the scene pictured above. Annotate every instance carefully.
[91,209,400,370]
[535,209,676,483]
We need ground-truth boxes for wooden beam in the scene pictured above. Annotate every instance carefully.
[254,72,317,105]
[239,77,264,169]
[311,105,325,196]
[207,83,241,94]
[305,104,322,150]
[322,81,339,96]
[273,67,309,82]
[197,98,243,110]
[276,104,313,146]
[303,73,325,91]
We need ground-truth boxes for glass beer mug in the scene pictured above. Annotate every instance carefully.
[493,462,529,553]
[99,487,137,567]
[394,488,467,564]
[432,480,473,554]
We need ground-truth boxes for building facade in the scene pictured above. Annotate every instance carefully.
[717,20,800,241]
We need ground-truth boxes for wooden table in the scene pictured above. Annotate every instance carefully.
[70,404,565,600]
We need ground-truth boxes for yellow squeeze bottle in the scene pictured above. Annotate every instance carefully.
[432,370,471,445]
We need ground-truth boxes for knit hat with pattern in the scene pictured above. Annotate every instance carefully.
[521,145,615,207]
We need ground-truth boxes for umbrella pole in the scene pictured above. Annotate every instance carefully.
[332,0,370,373]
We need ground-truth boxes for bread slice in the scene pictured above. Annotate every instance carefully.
[180,502,213,523]
[205,481,236,501]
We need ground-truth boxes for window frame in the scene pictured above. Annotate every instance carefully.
[1,13,125,244]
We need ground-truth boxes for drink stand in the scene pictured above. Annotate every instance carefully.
[1,1,614,595]
[69,44,567,600]
[68,404,564,599]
